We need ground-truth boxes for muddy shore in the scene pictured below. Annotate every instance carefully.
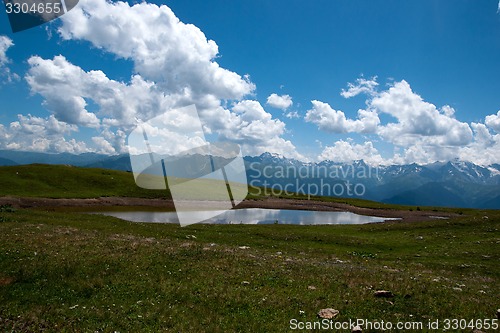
[0,196,458,223]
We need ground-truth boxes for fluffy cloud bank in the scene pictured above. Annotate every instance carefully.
[6,0,302,158]
[1,1,499,166]
[0,114,88,153]
[0,35,18,83]
[221,100,302,159]
[319,140,384,165]
[0,36,12,66]
[485,110,500,133]
[373,81,472,148]
[312,78,500,165]
[58,0,254,101]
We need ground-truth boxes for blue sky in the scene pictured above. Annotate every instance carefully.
[0,0,499,165]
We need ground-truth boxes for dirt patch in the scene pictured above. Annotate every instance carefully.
[0,196,174,210]
[0,277,14,286]
[0,196,459,222]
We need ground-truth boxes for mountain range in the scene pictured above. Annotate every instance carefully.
[1,150,499,209]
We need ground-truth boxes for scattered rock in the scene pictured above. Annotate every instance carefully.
[185,235,196,239]
[238,246,250,249]
[241,281,250,285]
[352,325,362,333]
[374,290,394,298]
[308,285,317,290]
[0,277,14,286]
[317,308,339,319]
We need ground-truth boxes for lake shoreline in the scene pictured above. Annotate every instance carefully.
[0,196,459,223]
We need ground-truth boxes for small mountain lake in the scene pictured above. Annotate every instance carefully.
[95,208,397,225]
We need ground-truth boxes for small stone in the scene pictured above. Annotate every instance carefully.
[317,308,339,319]
[238,246,250,249]
[352,325,362,333]
[497,309,500,319]
[241,281,250,285]
[308,285,317,290]
[374,290,394,298]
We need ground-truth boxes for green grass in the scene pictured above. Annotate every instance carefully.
[0,164,499,331]
[0,164,169,199]
[0,208,498,332]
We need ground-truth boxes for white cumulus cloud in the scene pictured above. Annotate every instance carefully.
[266,93,293,110]
[58,0,254,101]
[373,80,472,147]
[17,0,304,158]
[0,114,89,153]
[218,100,304,159]
[305,100,379,134]
[0,35,19,83]
[485,110,500,132]
[319,140,384,165]
[310,78,478,165]
[456,123,500,166]
[0,36,12,66]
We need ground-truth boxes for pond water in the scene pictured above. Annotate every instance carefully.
[96,208,397,225]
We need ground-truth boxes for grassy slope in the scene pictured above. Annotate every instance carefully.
[0,209,498,332]
[0,164,170,199]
